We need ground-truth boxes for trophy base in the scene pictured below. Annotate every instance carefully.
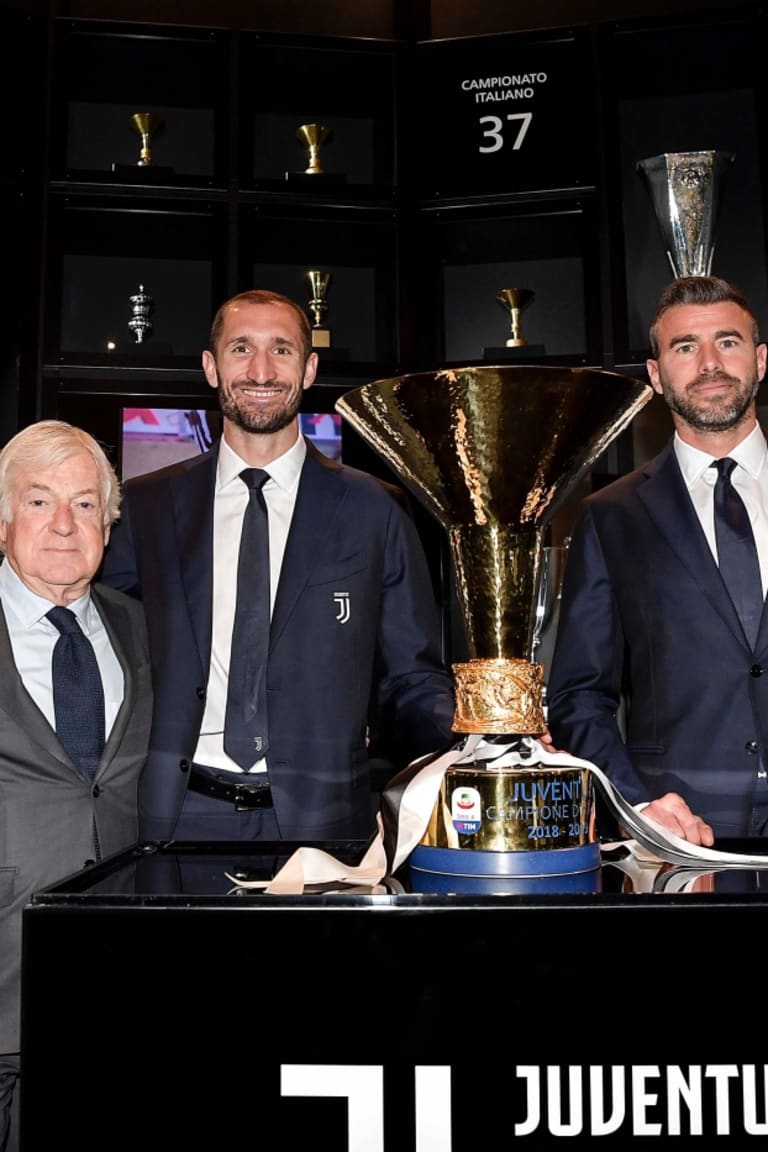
[106,340,174,355]
[111,164,176,182]
[284,171,347,189]
[408,843,601,894]
[311,329,332,349]
[482,344,546,359]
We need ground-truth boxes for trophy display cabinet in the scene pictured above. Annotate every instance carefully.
[1,1,768,662]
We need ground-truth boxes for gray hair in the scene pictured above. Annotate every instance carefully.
[0,420,121,527]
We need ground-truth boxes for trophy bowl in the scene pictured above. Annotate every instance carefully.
[637,150,735,277]
[337,364,653,888]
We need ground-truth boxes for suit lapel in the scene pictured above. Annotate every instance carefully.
[91,587,135,768]
[269,447,346,648]
[172,449,217,662]
[0,604,75,771]
[638,444,752,644]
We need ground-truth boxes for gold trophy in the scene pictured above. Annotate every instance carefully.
[130,112,164,167]
[304,270,332,349]
[337,365,652,884]
[296,123,331,175]
[636,150,735,277]
[496,287,534,347]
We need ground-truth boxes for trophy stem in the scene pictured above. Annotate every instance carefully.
[450,523,541,660]
[505,307,526,348]
[138,132,152,166]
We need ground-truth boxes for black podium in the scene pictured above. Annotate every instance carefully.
[20,839,768,1149]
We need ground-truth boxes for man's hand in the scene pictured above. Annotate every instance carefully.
[638,792,715,847]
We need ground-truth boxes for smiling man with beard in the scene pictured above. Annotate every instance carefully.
[100,289,455,843]
[548,276,768,841]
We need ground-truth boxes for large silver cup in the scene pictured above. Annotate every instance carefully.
[637,150,735,277]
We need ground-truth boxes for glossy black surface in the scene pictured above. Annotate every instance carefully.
[27,837,768,905]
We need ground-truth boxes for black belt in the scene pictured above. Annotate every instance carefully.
[187,766,273,810]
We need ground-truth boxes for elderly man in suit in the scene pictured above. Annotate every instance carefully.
[548,275,768,842]
[100,288,455,843]
[0,420,152,1152]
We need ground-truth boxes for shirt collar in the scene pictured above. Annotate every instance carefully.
[217,429,307,494]
[673,424,768,490]
[0,558,92,629]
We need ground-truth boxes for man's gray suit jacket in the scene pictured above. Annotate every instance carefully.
[0,582,152,1053]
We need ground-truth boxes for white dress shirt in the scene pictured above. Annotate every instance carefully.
[0,559,124,737]
[673,423,768,598]
[193,432,306,773]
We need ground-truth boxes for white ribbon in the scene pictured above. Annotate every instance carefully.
[226,736,768,893]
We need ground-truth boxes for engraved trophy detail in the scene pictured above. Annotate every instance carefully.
[636,150,735,277]
[127,284,153,344]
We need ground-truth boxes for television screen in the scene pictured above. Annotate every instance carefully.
[120,406,342,480]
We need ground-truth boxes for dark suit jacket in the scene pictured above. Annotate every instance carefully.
[100,440,456,841]
[0,583,152,1053]
[547,441,768,837]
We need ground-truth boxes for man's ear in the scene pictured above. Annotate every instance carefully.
[202,349,218,391]
[303,351,319,391]
[646,358,663,396]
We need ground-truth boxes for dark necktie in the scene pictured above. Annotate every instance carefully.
[712,457,764,646]
[47,605,105,781]
[223,468,271,769]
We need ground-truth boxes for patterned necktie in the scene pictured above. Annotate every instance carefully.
[223,468,271,770]
[712,457,764,646]
[47,605,105,780]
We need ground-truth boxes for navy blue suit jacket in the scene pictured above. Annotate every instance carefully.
[547,441,768,837]
[100,439,455,841]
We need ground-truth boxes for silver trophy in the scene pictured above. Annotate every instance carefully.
[636,150,735,277]
[128,284,153,344]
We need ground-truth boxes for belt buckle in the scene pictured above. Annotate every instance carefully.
[234,782,271,811]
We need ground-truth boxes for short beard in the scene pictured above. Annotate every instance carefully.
[663,372,760,433]
[216,380,303,435]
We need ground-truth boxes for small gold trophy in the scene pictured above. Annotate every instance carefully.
[130,112,164,167]
[304,270,332,349]
[496,288,535,347]
[296,123,331,175]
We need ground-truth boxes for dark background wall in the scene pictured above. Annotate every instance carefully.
[2,0,740,37]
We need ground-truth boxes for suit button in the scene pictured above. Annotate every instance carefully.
[751,665,764,677]
[91,784,101,797]
[196,686,206,700]
[746,741,759,755]
[179,759,191,774]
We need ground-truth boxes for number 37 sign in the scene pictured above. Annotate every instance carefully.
[418,27,596,198]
